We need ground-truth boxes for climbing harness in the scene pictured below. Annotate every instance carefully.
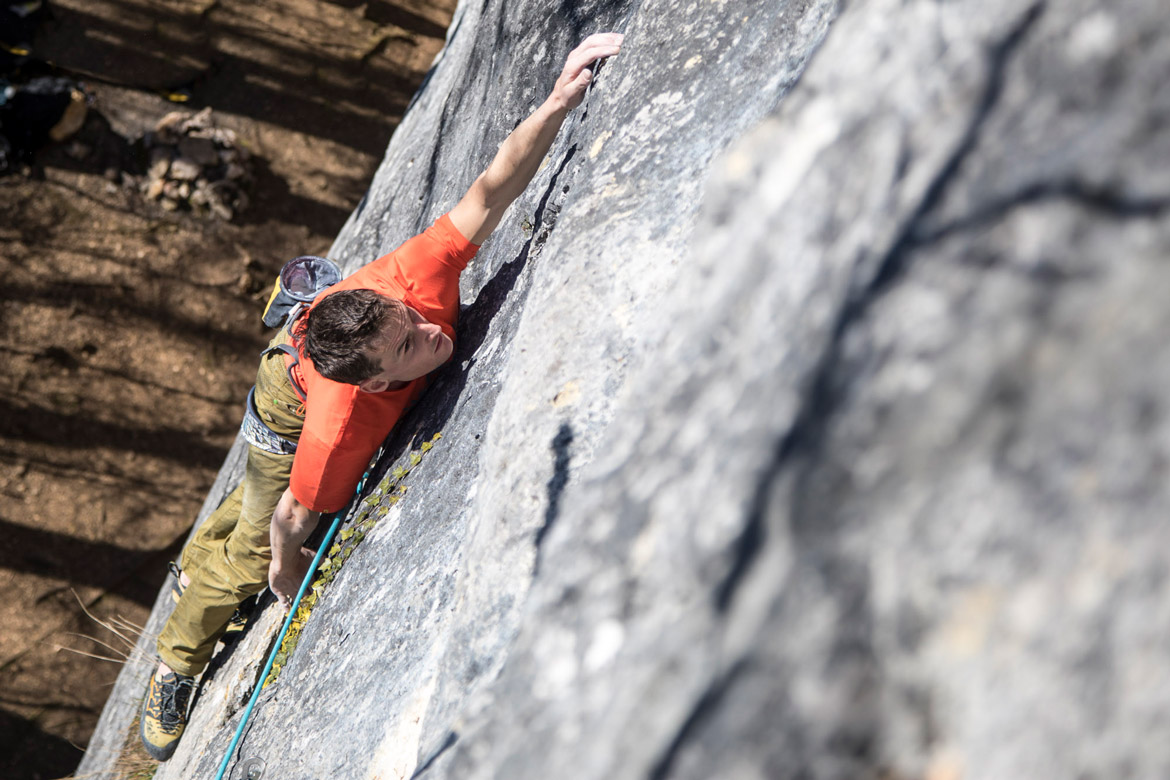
[238,255,341,456]
[213,463,376,780]
[239,387,297,456]
[239,342,307,456]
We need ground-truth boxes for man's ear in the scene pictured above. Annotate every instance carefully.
[358,377,388,394]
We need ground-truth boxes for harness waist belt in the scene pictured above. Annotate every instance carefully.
[240,386,298,456]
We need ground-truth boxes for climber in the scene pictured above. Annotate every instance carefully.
[139,31,624,761]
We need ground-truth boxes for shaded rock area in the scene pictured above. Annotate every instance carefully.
[81,0,1170,778]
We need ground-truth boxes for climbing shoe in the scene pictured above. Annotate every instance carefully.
[167,562,250,638]
[140,668,195,761]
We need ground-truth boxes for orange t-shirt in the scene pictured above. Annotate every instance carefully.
[287,214,479,512]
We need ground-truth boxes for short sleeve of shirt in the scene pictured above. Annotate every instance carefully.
[339,214,479,337]
[287,213,479,513]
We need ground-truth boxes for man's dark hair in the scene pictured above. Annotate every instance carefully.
[298,289,400,384]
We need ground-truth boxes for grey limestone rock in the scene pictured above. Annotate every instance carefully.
[79,0,1170,778]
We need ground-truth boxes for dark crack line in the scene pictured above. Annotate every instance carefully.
[410,730,459,779]
[872,1,1046,294]
[647,658,749,780]
[535,143,578,230]
[513,142,579,269]
[714,487,766,612]
[912,179,1170,246]
[534,422,574,574]
[712,2,1046,613]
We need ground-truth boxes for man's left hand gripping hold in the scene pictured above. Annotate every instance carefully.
[267,32,624,609]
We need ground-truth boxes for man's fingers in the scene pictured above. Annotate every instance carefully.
[565,44,621,74]
[578,31,624,48]
[568,31,623,58]
[563,32,623,76]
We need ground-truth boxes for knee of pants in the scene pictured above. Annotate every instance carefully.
[223,544,273,588]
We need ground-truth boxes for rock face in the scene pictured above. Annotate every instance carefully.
[79,0,1170,778]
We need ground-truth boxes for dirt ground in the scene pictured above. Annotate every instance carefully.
[0,1,453,777]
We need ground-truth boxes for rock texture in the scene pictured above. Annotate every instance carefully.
[79,0,1170,778]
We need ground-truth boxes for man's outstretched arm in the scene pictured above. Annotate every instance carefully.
[449,32,623,245]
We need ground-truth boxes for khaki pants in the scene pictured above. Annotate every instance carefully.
[157,333,306,677]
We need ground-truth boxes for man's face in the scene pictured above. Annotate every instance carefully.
[358,305,453,393]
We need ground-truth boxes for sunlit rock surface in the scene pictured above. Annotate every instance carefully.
[80,0,1170,778]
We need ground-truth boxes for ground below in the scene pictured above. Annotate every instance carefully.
[0,1,452,777]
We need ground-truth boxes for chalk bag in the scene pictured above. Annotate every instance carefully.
[262,255,342,329]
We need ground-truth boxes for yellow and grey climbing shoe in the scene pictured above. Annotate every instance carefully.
[140,669,195,761]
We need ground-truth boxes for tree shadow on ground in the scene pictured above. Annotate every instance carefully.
[33,0,448,156]
[0,709,84,780]
[0,517,186,608]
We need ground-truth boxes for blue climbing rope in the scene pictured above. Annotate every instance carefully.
[214,466,374,780]
[213,512,341,780]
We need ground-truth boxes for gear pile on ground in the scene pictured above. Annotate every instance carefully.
[140,107,251,220]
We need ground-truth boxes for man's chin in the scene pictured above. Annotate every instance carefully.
[437,336,454,363]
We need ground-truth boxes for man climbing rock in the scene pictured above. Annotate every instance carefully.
[140,32,624,761]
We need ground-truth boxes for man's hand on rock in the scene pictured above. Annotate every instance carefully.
[449,31,624,244]
[551,32,624,111]
[268,547,316,610]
